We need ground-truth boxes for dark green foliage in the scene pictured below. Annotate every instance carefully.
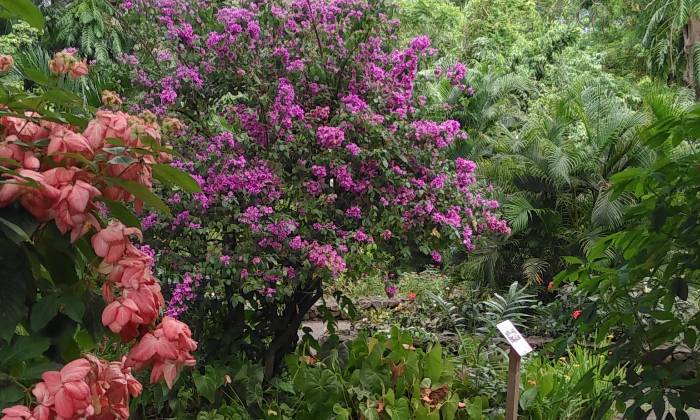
[557,105,700,417]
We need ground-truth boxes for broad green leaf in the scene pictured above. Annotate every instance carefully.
[0,242,28,341]
[0,335,50,364]
[0,383,23,406]
[386,397,410,419]
[60,294,85,322]
[193,371,219,403]
[100,199,141,229]
[108,179,171,215]
[152,164,201,193]
[42,88,83,106]
[31,294,59,331]
[423,343,443,382]
[519,387,538,410]
[0,0,45,30]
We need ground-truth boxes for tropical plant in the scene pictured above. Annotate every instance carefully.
[558,104,700,417]
[49,0,126,63]
[639,0,700,93]
[118,0,510,381]
[520,345,625,419]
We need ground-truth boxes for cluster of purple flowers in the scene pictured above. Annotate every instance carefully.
[124,0,510,310]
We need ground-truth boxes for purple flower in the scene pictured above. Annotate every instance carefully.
[317,126,345,149]
[311,165,327,178]
[345,206,362,219]
[385,284,398,298]
[220,255,231,266]
[345,143,361,156]
[431,250,442,264]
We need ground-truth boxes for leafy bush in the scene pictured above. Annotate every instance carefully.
[520,345,624,419]
[117,0,509,378]
[0,3,199,417]
[558,105,700,417]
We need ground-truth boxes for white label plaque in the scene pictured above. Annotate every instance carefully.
[497,320,533,356]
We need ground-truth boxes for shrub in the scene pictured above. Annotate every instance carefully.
[118,0,510,377]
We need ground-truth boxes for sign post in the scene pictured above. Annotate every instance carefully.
[505,346,521,420]
[496,320,533,420]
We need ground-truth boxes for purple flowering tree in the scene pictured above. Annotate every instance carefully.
[118,0,510,376]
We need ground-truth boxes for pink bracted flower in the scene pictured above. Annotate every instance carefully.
[47,127,93,161]
[0,54,13,73]
[53,180,101,242]
[92,222,144,263]
[102,297,145,339]
[0,405,35,420]
[36,358,93,419]
[0,139,40,170]
[68,60,89,79]
[3,170,61,221]
[127,317,197,388]
[83,110,130,150]
[84,355,142,419]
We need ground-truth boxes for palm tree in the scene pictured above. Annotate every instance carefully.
[640,0,700,94]
[459,79,692,287]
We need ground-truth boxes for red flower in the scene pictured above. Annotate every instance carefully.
[407,292,417,300]
[547,281,553,291]
[572,309,582,320]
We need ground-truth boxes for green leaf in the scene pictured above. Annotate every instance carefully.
[152,164,201,193]
[193,371,219,403]
[386,398,411,419]
[0,383,23,406]
[519,387,538,410]
[60,294,85,322]
[424,343,443,383]
[100,199,141,229]
[20,361,61,381]
[107,155,138,165]
[670,278,689,301]
[31,294,59,331]
[539,373,554,397]
[0,216,32,243]
[466,397,483,419]
[0,0,45,30]
[108,179,171,215]
[0,241,28,341]
[42,89,83,106]
[0,335,50,364]
[332,404,351,420]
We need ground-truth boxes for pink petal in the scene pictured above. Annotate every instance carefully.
[129,334,157,362]
[54,388,74,418]
[60,358,91,382]
[40,371,62,394]
[163,362,178,389]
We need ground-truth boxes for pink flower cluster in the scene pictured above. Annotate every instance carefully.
[2,356,141,420]
[0,99,197,418]
[48,50,89,80]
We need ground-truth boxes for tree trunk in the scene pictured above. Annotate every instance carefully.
[683,16,700,98]
[262,282,323,378]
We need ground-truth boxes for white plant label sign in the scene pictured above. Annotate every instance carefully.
[497,320,533,356]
